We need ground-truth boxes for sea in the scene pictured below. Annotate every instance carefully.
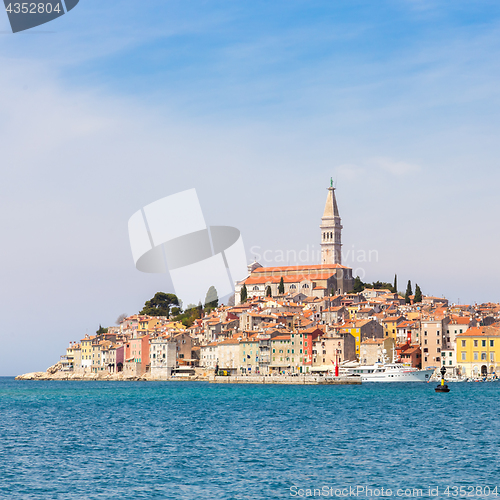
[0,377,499,500]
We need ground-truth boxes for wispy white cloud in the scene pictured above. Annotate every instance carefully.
[372,157,421,176]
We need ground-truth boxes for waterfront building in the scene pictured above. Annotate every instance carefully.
[456,326,500,377]
[80,335,95,372]
[149,337,177,377]
[124,335,150,376]
[200,342,218,369]
[270,334,292,373]
[359,337,395,365]
[240,335,260,374]
[173,332,193,365]
[312,332,356,369]
[400,345,422,368]
[214,337,240,375]
[420,317,450,370]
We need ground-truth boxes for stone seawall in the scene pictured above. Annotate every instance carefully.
[15,372,361,384]
[15,370,208,382]
[210,375,361,385]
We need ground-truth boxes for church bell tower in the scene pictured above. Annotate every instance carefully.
[320,179,343,265]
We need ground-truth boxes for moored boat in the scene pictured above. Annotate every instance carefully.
[346,363,434,382]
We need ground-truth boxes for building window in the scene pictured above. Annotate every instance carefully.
[461,352,466,361]
[481,352,487,361]
[474,340,478,347]
[461,340,466,347]
[490,340,495,347]
[473,352,479,361]
[253,286,259,291]
[490,353,495,362]
[482,340,486,347]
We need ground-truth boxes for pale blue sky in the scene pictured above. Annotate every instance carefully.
[1,1,500,374]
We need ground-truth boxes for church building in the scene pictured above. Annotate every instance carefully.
[235,181,354,303]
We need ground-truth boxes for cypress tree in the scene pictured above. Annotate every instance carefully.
[240,284,248,303]
[393,274,397,294]
[266,285,272,297]
[414,284,422,303]
[405,280,412,305]
[278,277,285,295]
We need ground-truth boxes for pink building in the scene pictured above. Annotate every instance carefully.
[124,335,150,376]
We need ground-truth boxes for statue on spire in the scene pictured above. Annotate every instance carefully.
[330,177,333,188]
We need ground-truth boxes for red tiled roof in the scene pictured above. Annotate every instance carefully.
[252,264,350,273]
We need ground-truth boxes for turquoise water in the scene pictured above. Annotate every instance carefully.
[0,378,499,499]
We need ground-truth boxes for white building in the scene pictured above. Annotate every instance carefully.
[149,337,177,378]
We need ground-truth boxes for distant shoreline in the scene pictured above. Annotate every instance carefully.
[15,371,361,385]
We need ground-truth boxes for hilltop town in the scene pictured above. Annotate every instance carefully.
[17,183,500,381]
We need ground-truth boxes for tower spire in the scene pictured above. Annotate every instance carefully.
[320,181,343,265]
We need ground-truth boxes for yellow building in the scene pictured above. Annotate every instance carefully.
[339,322,360,355]
[456,326,500,377]
[381,316,405,341]
[80,335,95,371]
[337,319,383,358]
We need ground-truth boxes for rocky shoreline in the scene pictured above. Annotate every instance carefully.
[15,363,209,382]
[15,364,360,384]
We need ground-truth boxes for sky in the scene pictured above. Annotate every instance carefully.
[1,0,500,375]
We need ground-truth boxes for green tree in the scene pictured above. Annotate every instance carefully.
[393,274,397,294]
[353,276,364,293]
[140,292,180,318]
[278,277,285,295]
[266,285,272,297]
[240,284,248,303]
[96,324,108,334]
[405,280,413,305]
[204,286,219,310]
[414,284,422,303]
